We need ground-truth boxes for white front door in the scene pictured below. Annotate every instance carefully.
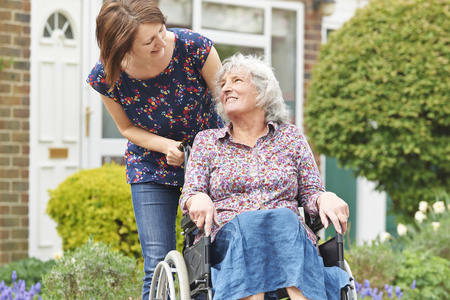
[29,0,82,260]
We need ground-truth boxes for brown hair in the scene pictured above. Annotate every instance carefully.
[96,0,166,90]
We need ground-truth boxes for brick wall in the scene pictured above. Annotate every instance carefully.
[0,0,31,266]
[303,0,323,163]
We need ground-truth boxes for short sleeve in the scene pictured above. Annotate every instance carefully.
[177,29,214,73]
[86,60,118,101]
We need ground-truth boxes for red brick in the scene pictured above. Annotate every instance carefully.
[0,11,12,21]
[0,205,10,214]
[0,180,10,189]
[0,168,19,178]
[0,96,21,105]
[12,182,28,192]
[0,1,23,10]
[0,120,20,130]
[21,217,28,227]
[12,252,28,261]
[11,205,28,216]
[12,84,29,94]
[0,193,19,203]
[12,132,29,142]
[0,84,12,93]
[20,192,28,203]
[13,108,29,119]
[0,70,21,81]
[14,13,30,23]
[22,145,29,155]
[0,23,22,35]
[0,230,10,239]
[0,218,19,228]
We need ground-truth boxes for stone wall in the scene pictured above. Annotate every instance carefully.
[0,0,31,266]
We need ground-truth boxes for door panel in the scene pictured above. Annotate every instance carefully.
[30,1,81,260]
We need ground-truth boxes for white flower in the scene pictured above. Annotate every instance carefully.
[418,201,428,213]
[71,258,76,263]
[414,211,427,223]
[431,222,440,231]
[54,251,63,260]
[397,223,408,236]
[380,231,392,243]
[432,201,445,214]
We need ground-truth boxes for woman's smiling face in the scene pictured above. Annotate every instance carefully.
[129,22,167,61]
[219,68,263,120]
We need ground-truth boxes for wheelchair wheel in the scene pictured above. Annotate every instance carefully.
[149,250,190,300]
[342,259,358,300]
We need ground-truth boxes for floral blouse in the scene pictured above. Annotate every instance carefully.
[180,122,325,245]
[87,28,222,186]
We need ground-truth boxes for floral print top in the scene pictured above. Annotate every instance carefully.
[87,28,222,186]
[180,122,325,245]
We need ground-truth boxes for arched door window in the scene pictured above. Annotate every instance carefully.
[43,12,74,39]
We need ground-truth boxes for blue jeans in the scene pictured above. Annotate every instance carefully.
[131,183,181,300]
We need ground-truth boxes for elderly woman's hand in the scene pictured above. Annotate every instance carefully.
[317,192,349,234]
[186,192,219,237]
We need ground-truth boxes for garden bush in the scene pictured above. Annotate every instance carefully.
[47,163,141,259]
[395,250,450,300]
[397,195,450,260]
[305,0,450,220]
[42,238,142,299]
[348,197,450,299]
[0,258,55,290]
[47,163,186,261]
[346,239,402,290]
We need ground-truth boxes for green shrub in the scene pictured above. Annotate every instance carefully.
[346,239,402,290]
[47,163,186,262]
[47,163,142,260]
[42,237,142,299]
[395,250,450,300]
[0,257,55,290]
[305,0,450,221]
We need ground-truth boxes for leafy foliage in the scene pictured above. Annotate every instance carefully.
[395,250,450,300]
[0,258,55,290]
[346,239,402,289]
[347,196,450,299]
[47,163,186,261]
[42,238,142,299]
[47,163,141,259]
[305,0,450,220]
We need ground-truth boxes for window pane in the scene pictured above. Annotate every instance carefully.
[271,8,296,123]
[102,103,122,139]
[202,3,264,34]
[159,0,192,28]
[215,44,263,61]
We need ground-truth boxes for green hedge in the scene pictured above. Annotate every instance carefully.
[305,0,450,220]
[47,163,141,259]
[47,163,186,260]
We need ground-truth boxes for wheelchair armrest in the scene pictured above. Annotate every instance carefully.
[181,214,196,231]
[319,232,345,271]
[304,211,325,234]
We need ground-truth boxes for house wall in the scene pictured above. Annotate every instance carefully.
[0,0,31,266]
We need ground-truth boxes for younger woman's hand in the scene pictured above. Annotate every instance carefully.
[165,141,184,166]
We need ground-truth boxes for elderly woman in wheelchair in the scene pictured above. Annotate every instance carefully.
[152,53,355,300]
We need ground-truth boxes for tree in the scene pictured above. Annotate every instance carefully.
[305,0,450,220]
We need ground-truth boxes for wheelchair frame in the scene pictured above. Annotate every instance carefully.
[149,144,358,300]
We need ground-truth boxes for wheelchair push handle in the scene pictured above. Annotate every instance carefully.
[178,142,191,170]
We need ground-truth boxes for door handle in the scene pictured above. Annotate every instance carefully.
[85,106,92,137]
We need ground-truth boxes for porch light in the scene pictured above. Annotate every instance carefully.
[313,0,336,16]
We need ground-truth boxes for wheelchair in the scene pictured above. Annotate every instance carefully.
[149,145,358,300]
